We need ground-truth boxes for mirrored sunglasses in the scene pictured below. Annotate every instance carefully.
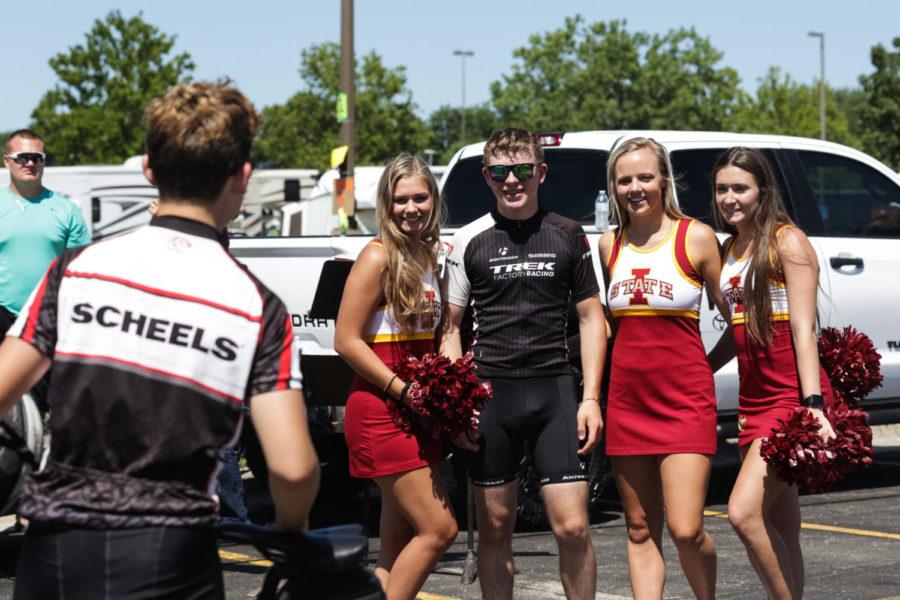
[487,163,535,182]
[5,151,46,166]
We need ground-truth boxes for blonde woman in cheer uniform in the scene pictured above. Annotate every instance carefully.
[599,137,727,600]
[335,154,473,600]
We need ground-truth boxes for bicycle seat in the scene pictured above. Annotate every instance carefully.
[215,522,369,575]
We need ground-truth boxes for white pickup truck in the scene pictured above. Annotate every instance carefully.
[231,130,900,434]
[2,131,898,518]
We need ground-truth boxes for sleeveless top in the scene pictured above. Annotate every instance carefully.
[720,237,789,326]
[607,218,703,317]
[361,241,442,365]
[363,264,441,344]
[718,229,835,445]
[604,218,717,456]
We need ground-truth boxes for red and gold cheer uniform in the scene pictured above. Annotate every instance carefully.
[605,218,717,455]
[344,243,443,478]
[720,231,834,447]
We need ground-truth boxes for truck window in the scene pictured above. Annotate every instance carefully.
[795,151,900,239]
[442,149,608,227]
[669,148,788,227]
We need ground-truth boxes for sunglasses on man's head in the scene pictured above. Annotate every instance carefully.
[486,163,536,182]
[5,152,46,166]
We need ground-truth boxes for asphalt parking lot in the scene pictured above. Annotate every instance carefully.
[0,427,898,599]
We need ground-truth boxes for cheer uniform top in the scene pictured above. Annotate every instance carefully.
[343,242,444,478]
[605,218,717,456]
[720,232,835,447]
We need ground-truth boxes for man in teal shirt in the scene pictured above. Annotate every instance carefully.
[1,130,90,334]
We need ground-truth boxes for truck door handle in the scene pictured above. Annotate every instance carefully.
[829,256,863,269]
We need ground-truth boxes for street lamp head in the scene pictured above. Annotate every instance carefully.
[808,31,824,38]
[453,49,475,57]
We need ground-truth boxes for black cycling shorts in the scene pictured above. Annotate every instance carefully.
[14,522,224,599]
[467,374,588,488]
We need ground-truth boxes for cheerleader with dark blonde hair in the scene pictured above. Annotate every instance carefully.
[335,153,470,600]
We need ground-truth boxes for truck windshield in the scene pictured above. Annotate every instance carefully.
[442,149,609,227]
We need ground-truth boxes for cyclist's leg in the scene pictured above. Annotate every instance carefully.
[373,465,457,600]
[468,377,524,600]
[531,374,595,600]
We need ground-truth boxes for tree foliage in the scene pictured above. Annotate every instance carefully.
[488,17,742,132]
[30,10,194,165]
[858,37,900,170]
[255,43,431,170]
[729,68,857,146]
[428,104,498,164]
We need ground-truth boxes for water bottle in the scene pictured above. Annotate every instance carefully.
[594,190,609,232]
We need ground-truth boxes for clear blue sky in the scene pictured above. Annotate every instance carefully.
[1,1,897,132]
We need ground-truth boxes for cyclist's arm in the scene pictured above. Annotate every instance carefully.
[0,337,51,418]
[576,295,605,403]
[250,388,320,532]
[439,302,466,362]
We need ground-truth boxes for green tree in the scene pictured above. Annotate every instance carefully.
[428,104,498,163]
[858,37,900,170]
[488,17,742,132]
[833,87,866,142]
[30,11,194,165]
[255,43,431,170]
[729,68,857,146]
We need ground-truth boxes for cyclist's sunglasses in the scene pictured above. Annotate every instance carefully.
[5,151,46,166]
[486,162,536,182]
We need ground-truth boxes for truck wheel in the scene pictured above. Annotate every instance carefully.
[0,394,45,515]
[515,440,610,529]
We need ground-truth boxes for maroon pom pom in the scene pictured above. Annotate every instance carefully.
[760,403,874,493]
[760,326,880,493]
[385,352,492,438]
[818,326,883,406]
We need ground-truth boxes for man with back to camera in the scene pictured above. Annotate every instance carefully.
[0,80,320,599]
[442,128,607,600]
[0,129,90,338]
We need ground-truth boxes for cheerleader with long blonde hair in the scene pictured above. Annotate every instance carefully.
[335,153,471,600]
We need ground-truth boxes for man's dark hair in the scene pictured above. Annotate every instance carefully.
[144,80,261,203]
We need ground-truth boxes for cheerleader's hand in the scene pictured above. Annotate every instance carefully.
[402,381,427,416]
[807,408,836,443]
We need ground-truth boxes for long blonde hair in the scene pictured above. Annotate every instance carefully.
[607,137,686,230]
[375,154,444,332]
[712,147,797,347]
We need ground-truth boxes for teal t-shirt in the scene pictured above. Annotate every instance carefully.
[0,186,91,315]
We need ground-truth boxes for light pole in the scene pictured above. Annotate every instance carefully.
[453,49,474,143]
[808,31,826,140]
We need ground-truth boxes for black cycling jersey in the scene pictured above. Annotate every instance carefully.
[446,208,599,378]
[9,216,300,528]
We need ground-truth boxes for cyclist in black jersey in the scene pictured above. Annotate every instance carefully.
[442,128,607,600]
[0,81,320,600]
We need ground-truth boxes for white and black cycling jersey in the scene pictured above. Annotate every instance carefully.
[446,208,599,378]
[9,216,301,528]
